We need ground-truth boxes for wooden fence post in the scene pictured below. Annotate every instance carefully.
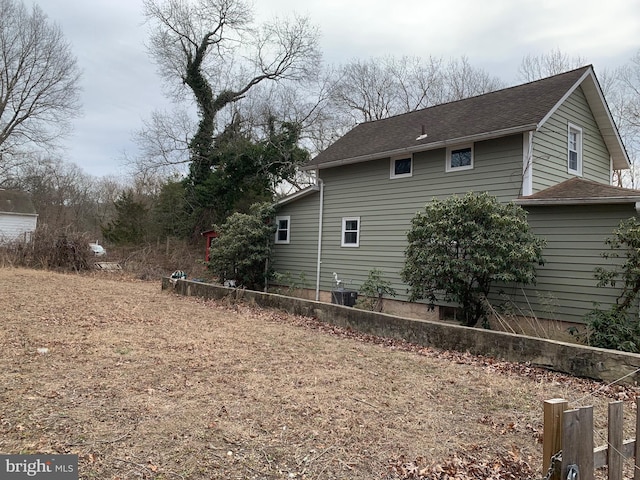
[544,398,568,480]
[563,406,595,480]
[609,401,624,480]
[633,397,640,480]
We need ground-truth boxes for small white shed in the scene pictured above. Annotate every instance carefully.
[0,190,38,243]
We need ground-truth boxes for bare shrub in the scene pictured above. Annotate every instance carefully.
[0,229,209,280]
[114,238,208,281]
[0,226,92,272]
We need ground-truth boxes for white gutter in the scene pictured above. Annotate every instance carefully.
[522,131,534,196]
[276,184,319,206]
[303,123,538,171]
[315,177,324,302]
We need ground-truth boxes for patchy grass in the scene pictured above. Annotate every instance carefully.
[0,268,637,479]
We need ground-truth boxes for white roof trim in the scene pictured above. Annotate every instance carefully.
[536,69,590,131]
[536,67,630,171]
[276,184,319,206]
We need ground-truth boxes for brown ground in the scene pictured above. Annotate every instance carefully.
[0,268,638,479]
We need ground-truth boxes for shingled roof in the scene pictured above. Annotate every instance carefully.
[0,190,37,215]
[515,177,640,206]
[306,66,629,171]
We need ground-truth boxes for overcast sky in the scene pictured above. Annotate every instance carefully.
[42,0,640,179]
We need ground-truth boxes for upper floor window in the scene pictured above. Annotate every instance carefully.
[275,215,290,244]
[446,144,474,172]
[390,155,412,179]
[341,217,360,247]
[568,123,583,176]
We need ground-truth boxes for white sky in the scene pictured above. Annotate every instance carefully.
[41,0,640,178]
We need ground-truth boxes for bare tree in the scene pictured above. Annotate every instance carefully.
[0,0,81,161]
[6,156,98,233]
[329,55,504,126]
[143,0,321,175]
[331,57,398,123]
[132,108,195,176]
[390,55,446,112]
[443,56,505,100]
[605,52,640,187]
[518,48,587,82]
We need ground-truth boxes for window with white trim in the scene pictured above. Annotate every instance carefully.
[568,123,583,176]
[341,217,360,247]
[390,155,412,178]
[275,215,290,244]
[446,144,474,172]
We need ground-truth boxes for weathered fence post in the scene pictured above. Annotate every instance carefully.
[544,398,568,480]
[546,397,640,479]
[635,397,640,480]
[563,406,595,480]
[609,401,624,480]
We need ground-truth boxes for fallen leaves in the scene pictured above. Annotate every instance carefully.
[387,450,535,479]
[208,297,640,404]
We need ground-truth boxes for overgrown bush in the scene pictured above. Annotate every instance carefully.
[272,271,308,296]
[114,239,208,281]
[0,226,92,272]
[401,192,545,327]
[583,218,640,351]
[583,307,640,353]
[356,268,396,312]
[206,203,275,291]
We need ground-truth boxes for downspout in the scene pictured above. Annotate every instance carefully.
[635,202,640,317]
[315,177,324,301]
[522,131,534,196]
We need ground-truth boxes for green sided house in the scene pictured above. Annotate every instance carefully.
[272,65,639,327]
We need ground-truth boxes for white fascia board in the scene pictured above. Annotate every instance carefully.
[537,67,630,171]
[275,184,320,206]
[536,69,590,131]
[581,72,631,170]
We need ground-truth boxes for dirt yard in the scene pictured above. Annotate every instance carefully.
[0,268,638,479]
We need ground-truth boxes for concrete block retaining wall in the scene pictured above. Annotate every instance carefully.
[162,278,640,385]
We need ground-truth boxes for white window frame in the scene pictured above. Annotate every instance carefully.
[390,154,413,179]
[341,217,360,247]
[275,215,290,244]
[567,123,583,176]
[446,144,474,172]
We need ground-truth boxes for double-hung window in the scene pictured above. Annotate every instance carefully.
[567,123,583,176]
[446,144,474,172]
[275,215,290,244]
[341,217,360,247]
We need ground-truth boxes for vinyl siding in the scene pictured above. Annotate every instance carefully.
[504,204,636,324]
[272,191,320,289]
[315,134,525,295]
[274,130,630,324]
[532,86,611,192]
[0,213,37,243]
